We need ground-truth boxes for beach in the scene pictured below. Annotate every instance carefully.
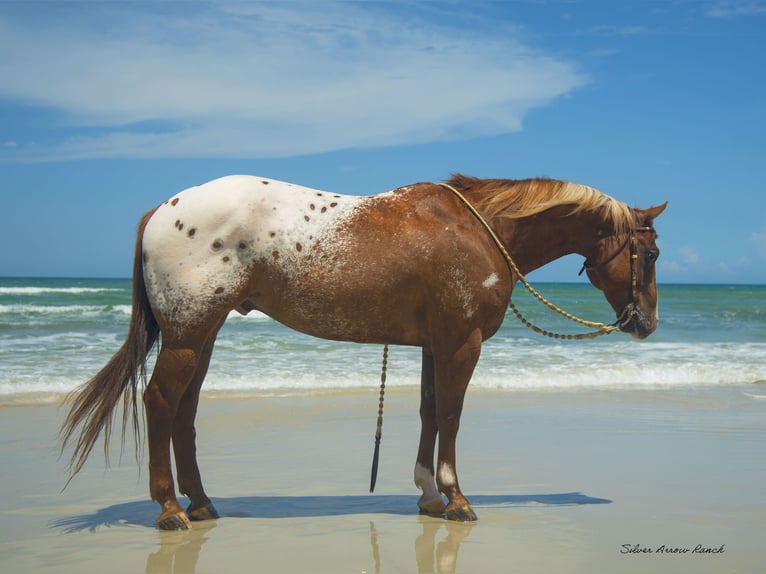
[1,279,764,572]
[1,385,764,574]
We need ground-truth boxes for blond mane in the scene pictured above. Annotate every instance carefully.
[445,174,634,235]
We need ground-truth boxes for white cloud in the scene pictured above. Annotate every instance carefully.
[657,246,701,276]
[707,1,766,18]
[679,246,700,265]
[0,2,587,161]
[658,260,683,274]
[588,24,652,36]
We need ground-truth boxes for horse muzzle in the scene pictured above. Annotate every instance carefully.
[617,303,658,339]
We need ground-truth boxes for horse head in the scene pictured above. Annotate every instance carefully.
[584,202,668,339]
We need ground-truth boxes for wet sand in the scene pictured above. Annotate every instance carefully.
[1,385,764,573]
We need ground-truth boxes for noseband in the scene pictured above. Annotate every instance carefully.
[578,224,656,329]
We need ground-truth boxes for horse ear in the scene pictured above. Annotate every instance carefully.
[643,201,668,222]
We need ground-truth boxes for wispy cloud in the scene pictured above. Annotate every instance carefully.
[659,246,699,276]
[0,2,587,162]
[587,24,652,36]
[706,1,766,18]
[659,260,684,275]
[679,246,700,265]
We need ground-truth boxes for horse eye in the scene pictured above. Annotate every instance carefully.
[646,251,659,262]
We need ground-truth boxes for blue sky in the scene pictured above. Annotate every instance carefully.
[1,0,764,283]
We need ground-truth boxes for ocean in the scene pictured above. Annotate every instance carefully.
[1,277,764,402]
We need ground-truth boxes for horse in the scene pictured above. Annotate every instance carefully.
[61,174,667,530]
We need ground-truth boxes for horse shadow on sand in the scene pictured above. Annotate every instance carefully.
[51,492,611,532]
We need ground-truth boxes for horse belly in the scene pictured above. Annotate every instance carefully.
[253,260,417,343]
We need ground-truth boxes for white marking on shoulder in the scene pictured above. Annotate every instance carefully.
[482,272,500,288]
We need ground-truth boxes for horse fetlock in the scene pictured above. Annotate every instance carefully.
[149,477,176,503]
[413,462,436,489]
[414,462,444,513]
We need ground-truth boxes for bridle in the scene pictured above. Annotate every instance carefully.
[579,220,657,330]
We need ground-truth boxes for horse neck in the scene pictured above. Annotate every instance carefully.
[490,206,603,276]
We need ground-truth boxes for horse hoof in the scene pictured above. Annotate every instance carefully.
[157,511,192,531]
[445,505,478,522]
[187,502,220,522]
[418,495,447,516]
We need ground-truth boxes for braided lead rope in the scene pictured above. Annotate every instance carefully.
[508,300,615,340]
[438,183,618,339]
[369,344,388,493]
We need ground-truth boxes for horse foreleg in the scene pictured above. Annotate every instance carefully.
[144,346,199,530]
[434,329,482,522]
[415,348,446,515]
[172,333,219,523]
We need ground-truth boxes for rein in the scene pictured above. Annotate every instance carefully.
[439,182,632,340]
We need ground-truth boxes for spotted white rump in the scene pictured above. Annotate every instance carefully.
[142,175,366,328]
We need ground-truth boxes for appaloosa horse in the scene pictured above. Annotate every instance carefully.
[61,174,666,529]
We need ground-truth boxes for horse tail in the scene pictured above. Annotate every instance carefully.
[60,207,161,479]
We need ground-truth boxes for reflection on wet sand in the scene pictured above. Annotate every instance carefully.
[413,516,474,573]
[142,516,473,574]
[50,492,609,573]
[145,522,215,574]
[368,516,473,574]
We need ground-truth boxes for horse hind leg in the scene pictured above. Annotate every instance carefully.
[172,327,221,523]
[414,348,447,515]
[144,341,205,530]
